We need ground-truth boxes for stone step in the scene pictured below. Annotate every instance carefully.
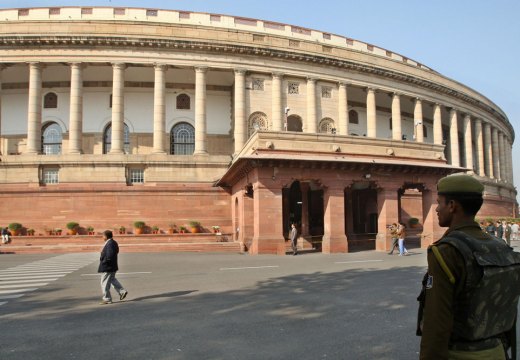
[0,233,241,254]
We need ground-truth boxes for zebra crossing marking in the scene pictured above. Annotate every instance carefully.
[0,253,97,307]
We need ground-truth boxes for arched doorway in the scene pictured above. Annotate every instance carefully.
[345,181,378,250]
[282,180,324,251]
[398,183,425,249]
[287,115,303,132]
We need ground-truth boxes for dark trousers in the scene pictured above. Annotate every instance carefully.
[291,238,298,254]
[388,238,398,254]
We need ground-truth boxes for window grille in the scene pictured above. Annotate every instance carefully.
[129,168,144,184]
[252,79,264,91]
[288,82,299,95]
[42,123,62,155]
[321,86,332,98]
[42,168,59,184]
[44,92,58,109]
[171,123,195,155]
[176,94,191,110]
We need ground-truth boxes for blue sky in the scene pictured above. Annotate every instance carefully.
[2,1,520,202]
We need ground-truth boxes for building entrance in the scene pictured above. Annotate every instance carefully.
[282,181,324,248]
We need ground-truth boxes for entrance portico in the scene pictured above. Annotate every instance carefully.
[220,131,455,255]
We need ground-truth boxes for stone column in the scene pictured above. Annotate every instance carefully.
[498,132,506,182]
[250,180,285,255]
[322,186,347,253]
[152,64,167,154]
[338,82,348,136]
[68,63,84,154]
[507,140,514,183]
[474,118,485,176]
[306,77,317,133]
[422,184,444,247]
[449,108,460,167]
[433,103,443,145]
[366,88,377,138]
[300,182,310,237]
[110,63,126,154]
[483,122,493,178]
[271,73,283,131]
[0,65,3,154]
[194,66,208,155]
[234,69,247,154]
[463,114,473,171]
[26,62,43,154]
[376,188,399,251]
[491,127,500,180]
[414,98,424,142]
[391,93,402,140]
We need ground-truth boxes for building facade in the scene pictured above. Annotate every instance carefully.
[0,7,516,254]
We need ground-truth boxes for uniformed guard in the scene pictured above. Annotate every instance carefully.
[417,174,520,360]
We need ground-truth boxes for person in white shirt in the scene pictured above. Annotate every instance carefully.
[511,221,519,242]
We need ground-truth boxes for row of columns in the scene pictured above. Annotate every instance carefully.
[1,63,514,183]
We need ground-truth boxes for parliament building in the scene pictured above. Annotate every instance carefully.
[0,7,516,254]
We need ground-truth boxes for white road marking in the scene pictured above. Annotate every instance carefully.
[219,265,279,271]
[0,279,59,285]
[80,272,152,276]
[334,260,384,264]
[0,302,7,306]
[0,283,49,289]
[0,271,71,276]
[0,288,37,295]
[0,274,67,281]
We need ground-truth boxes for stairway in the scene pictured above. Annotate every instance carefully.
[0,233,242,254]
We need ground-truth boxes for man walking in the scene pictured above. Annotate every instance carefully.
[98,230,128,304]
[417,174,520,359]
[290,223,298,256]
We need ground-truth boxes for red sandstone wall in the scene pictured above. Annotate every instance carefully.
[0,183,232,235]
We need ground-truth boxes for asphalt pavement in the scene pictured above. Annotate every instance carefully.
[0,244,518,360]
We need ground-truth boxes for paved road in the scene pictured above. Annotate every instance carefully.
[0,247,518,360]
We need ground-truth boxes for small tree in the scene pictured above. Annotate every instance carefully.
[66,222,79,230]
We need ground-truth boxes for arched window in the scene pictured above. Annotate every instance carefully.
[287,115,303,132]
[170,122,195,155]
[44,92,58,109]
[103,123,130,154]
[41,122,62,154]
[319,118,335,133]
[348,110,359,124]
[176,94,191,110]
[248,112,269,137]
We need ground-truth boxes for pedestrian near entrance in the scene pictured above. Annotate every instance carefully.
[417,174,520,359]
[496,220,512,246]
[397,223,408,256]
[512,221,519,241]
[485,221,496,236]
[387,223,399,255]
[290,223,298,255]
[98,230,128,304]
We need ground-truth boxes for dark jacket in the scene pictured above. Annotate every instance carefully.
[98,238,119,273]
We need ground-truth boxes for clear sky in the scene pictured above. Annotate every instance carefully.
[2,0,520,202]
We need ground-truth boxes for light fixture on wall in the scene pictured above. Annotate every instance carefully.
[364,173,371,179]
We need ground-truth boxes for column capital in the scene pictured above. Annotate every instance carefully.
[449,107,457,114]
[272,72,284,79]
[414,96,422,103]
[154,63,169,71]
[463,113,471,121]
[112,62,126,70]
[195,66,208,73]
[392,91,402,97]
[28,62,44,70]
[474,117,482,124]
[366,87,377,93]
[69,62,85,69]
[234,68,247,75]
[306,77,317,83]
[338,81,349,88]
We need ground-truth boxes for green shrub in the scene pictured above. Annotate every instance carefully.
[8,223,22,231]
[133,221,145,229]
[66,222,79,230]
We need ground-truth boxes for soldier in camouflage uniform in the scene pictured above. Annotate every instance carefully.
[417,174,520,360]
